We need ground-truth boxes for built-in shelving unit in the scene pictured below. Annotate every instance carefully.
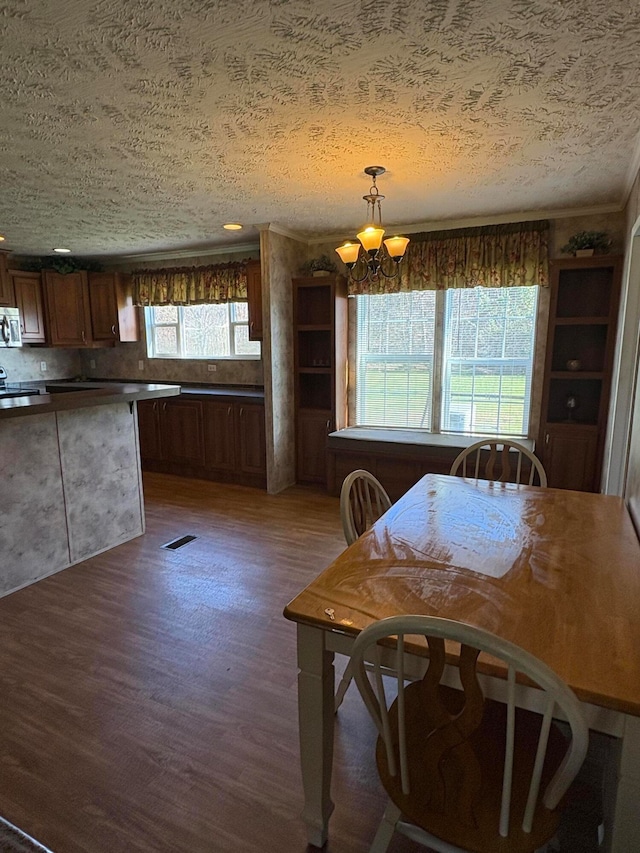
[293,275,347,485]
[538,256,622,492]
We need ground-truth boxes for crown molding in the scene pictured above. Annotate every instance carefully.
[306,203,624,246]
[622,131,640,206]
[255,222,307,242]
[110,241,260,263]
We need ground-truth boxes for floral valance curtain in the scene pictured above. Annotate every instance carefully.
[350,220,549,295]
[132,261,248,306]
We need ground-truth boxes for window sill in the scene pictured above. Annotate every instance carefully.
[327,427,533,452]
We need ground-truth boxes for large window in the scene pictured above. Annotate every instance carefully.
[356,286,538,436]
[145,304,260,359]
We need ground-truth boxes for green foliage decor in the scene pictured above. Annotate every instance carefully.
[17,256,104,274]
[560,231,611,255]
[300,254,337,275]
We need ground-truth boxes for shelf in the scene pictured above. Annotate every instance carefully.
[550,371,603,380]
[546,419,598,427]
[554,317,609,326]
[297,324,332,332]
[298,367,332,374]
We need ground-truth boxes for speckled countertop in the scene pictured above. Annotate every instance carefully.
[0,381,180,421]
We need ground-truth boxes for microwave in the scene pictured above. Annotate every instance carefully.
[0,308,22,347]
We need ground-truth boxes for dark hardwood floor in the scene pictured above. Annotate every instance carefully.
[0,475,600,853]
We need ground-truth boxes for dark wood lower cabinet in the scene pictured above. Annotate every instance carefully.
[539,424,599,492]
[161,399,205,467]
[138,395,266,488]
[297,410,331,484]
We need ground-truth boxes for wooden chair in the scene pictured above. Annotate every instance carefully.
[335,470,393,710]
[450,439,548,487]
[351,615,589,853]
[340,469,392,546]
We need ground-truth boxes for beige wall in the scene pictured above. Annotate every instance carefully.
[617,171,640,514]
[261,229,307,493]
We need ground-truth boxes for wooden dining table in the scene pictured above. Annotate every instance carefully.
[284,473,640,852]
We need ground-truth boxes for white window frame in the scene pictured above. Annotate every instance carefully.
[144,304,260,360]
[355,286,538,437]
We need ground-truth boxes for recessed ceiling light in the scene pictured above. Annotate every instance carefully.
[53,247,72,253]
[223,223,243,231]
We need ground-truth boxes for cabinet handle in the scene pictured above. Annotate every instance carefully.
[162,402,167,412]
[326,419,332,434]
[545,433,549,445]
[81,330,86,343]
[111,324,116,336]
[227,406,232,417]
[239,407,244,417]
[153,401,158,411]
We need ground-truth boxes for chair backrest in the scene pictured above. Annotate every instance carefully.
[450,439,548,487]
[351,615,588,845]
[340,470,392,546]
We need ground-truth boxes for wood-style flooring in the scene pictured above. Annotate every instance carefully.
[0,475,600,853]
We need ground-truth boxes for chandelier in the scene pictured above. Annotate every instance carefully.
[335,166,410,283]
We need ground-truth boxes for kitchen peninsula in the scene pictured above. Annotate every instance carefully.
[0,382,179,597]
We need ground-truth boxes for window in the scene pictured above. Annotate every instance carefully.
[145,304,260,359]
[356,286,538,436]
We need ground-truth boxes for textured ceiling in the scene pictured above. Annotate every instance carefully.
[1,0,639,257]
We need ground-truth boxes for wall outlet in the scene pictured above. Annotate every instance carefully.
[207,364,217,372]
[138,360,145,370]
[40,361,47,372]
[89,359,96,370]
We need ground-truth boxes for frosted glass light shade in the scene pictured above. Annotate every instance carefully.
[357,226,385,252]
[335,242,361,265]
[383,235,410,258]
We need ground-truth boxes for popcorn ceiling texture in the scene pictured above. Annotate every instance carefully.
[0,0,638,257]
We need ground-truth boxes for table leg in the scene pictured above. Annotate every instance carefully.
[297,623,335,848]
[604,714,640,853]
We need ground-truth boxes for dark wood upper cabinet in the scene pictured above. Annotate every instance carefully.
[10,270,45,343]
[43,270,93,346]
[88,272,139,343]
[246,259,262,341]
[0,253,15,307]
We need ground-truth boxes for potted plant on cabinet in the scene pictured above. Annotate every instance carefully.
[560,231,611,257]
[300,254,338,277]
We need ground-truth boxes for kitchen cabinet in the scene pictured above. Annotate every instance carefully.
[138,393,266,488]
[246,259,262,341]
[43,270,92,346]
[0,254,14,306]
[537,256,621,491]
[161,398,205,466]
[88,272,139,343]
[137,399,164,461]
[10,270,45,343]
[293,275,348,486]
[236,402,266,474]
[203,401,236,471]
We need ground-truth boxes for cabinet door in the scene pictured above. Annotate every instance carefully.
[297,410,331,483]
[541,425,599,492]
[137,400,163,461]
[162,399,205,466]
[89,272,119,340]
[236,403,266,474]
[11,271,45,343]
[0,254,15,306]
[203,400,236,470]
[246,260,262,341]
[43,270,92,346]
